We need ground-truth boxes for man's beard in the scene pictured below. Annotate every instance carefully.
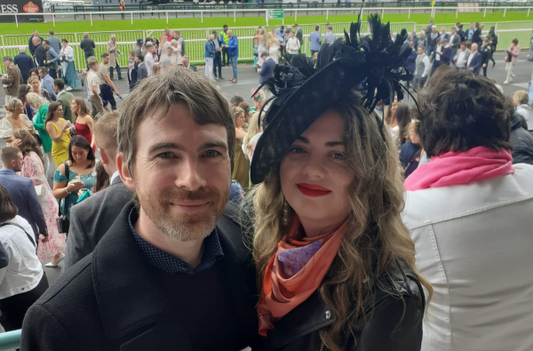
[136,184,229,242]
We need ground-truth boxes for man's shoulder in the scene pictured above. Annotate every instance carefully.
[71,182,132,217]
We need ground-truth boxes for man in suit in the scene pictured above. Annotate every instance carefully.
[80,33,96,68]
[456,23,465,42]
[135,52,148,82]
[47,30,62,58]
[127,50,139,91]
[309,25,322,57]
[439,27,449,42]
[22,64,261,351]
[32,37,46,68]
[468,43,482,74]
[38,67,57,101]
[0,147,48,243]
[439,39,453,66]
[28,30,43,58]
[324,25,336,46]
[479,39,492,77]
[448,27,461,59]
[1,56,21,105]
[259,52,275,84]
[41,40,60,79]
[63,112,133,273]
[53,79,75,123]
[293,24,303,53]
[14,47,35,84]
[453,42,471,69]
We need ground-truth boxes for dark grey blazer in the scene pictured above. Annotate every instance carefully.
[62,176,133,273]
[0,169,47,240]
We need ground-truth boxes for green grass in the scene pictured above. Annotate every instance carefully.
[0,11,531,35]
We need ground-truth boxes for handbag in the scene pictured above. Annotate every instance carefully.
[56,161,70,234]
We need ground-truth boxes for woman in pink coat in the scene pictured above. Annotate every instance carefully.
[504,38,521,84]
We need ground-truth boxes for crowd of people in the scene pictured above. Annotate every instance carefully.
[0,14,531,351]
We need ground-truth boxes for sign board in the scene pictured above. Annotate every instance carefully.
[0,0,43,23]
[267,9,283,20]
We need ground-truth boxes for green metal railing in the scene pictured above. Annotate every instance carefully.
[0,330,21,350]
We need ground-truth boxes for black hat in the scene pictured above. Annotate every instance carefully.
[250,15,411,184]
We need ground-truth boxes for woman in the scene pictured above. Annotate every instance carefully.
[486,26,498,68]
[503,38,520,85]
[395,104,412,146]
[249,17,430,351]
[45,102,71,167]
[239,101,252,124]
[400,119,422,179]
[256,28,267,70]
[231,106,250,189]
[472,22,482,45]
[243,109,264,161]
[27,75,50,101]
[267,30,280,64]
[52,136,97,228]
[28,68,39,80]
[204,34,215,80]
[13,130,66,266]
[92,161,110,193]
[0,184,49,331]
[385,98,403,150]
[71,97,95,152]
[28,92,54,176]
[18,84,34,120]
[59,38,82,89]
[0,98,34,146]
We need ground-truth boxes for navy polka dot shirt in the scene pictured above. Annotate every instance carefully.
[129,207,224,275]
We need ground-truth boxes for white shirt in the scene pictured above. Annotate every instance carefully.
[435,44,442,61]
[0,216,43,300]
[110,170,120,185]
[402,164,533,351]
[286,37,300,54]
[59,45,74,62]
[456,50,467,68]
[145,52,155,76]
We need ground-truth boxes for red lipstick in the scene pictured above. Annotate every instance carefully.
[296,183,331,197]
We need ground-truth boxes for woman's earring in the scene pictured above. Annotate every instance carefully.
[282,200,290,226]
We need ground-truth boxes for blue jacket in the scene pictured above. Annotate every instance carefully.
[404,51,417,74]
[309,31,322,51]
[0,169,48,240]
[227,36,238,57]
[468,51,482,74]
[204,40,215,59]
[259,57,276,84]
[41,74,57,101]
[14,52,35,81]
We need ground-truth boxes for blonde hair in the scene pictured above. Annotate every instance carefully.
[26,92,48,110]
[513,90,529,105]
[27,76,40,86]
[4,98,23,112]
[243,111,263,157]
[151,63,161,76]
[248,91,432,351]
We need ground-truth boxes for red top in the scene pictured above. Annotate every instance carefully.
[75,122,96,153]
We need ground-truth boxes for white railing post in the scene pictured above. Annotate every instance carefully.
[166,11,168,24]
[52,13,55,27]
[234,10,236,23]
[295,9,297,22]
[1,36,6,59]
[326,9,329,21]
[456,7,459,18]
[265,10,268,26]
[483,7,486,17]
[15,14,18,28]
[90,13,93,26]
[130,11,133,25]
[381,8,385,20]
[201,11,203,24]
[528,7,531,17]
[74,33,80,70]
[408,8,411,20]
[503,8,506,17]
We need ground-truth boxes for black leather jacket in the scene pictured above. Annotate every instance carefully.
[263,259,425,351]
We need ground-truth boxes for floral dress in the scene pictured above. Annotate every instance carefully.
[21,151,66,260]
[53,165,96,221]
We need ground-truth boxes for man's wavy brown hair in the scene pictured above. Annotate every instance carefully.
[418,69,512,158]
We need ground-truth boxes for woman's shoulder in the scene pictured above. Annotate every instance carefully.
[372,258,425,305]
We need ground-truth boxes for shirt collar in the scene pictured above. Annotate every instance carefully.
[128,206,224,275]
[110,171,120,184]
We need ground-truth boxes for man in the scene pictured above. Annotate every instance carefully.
[467,43,482,74]
[169,40,180,65]
[293,24,303,53]
[53,78,75,123]
[431,38,443,74]
[14,46,35,83]
[107,35,123,81]
[174,31,185,58]
[426,25,439,56]
[181,56,197,72]
[164,28,172,42]
[47,30,61,56]
[448,27,461,59]
[456,23,465,42]
[134,39,143,57]
[324,26,336,46]
[425,19,433,38]
[410,31,419,50]
[479,39,492,77]
[0,147,48,244]
[98,53,121,111]
[212,30,223,79]
[402,68,533,351]
[230,95,243,107]
[439,27,449,42]
[309,25,322,57]
[135,53,148,81]
[258,51,275,84]
[453,42,470,69]
[80,33,96,67]
[466,22,475,42]
[128,50,139,91]
[285,30,300,62]
[144,42,155,77]
[275,25,286,60]
[86,57,105,118]
[226,30,238,83]
[22,65,261,351]
[438,39,453,66]
[1,57,21,105]
[63,112,133,272]
[204,35,215,80]
[38,67,57,101]
[220,25,229,66]
[41,40,60,79]
[418,31,428,50]
[28,30,43,58]
[413,46,430,90]
[160,47,173,72]
[32,37,46,69]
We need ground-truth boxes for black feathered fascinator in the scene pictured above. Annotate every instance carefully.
[250,14,412,184]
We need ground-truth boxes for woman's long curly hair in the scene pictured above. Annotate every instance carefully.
[247,91,432,351]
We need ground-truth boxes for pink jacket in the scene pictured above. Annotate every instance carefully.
[508,44,521,64]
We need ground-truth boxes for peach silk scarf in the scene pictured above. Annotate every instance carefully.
[257,216,347,337]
